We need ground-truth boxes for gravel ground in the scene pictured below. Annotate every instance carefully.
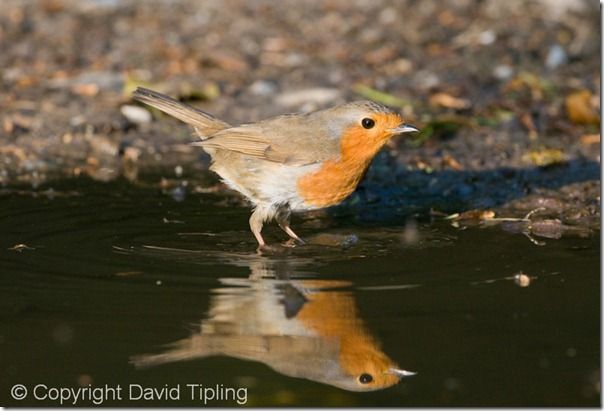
[0,0,600,231]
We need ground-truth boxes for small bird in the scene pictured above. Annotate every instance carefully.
[133,87,419,246]
[131,256,416,392]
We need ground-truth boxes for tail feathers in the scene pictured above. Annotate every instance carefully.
[132,87,229,137]
[129,334,269,369]
[130,335,216,369]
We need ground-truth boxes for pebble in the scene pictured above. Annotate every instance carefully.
[249,80,278,97]
[479,30,496,45]
[414,70,440,90]
[120,105,152,124]
[493,64,514,80]
[174,165,183,177]
[171,186,186,202]
[545,44,567,69]
[275,88,341,108]
[514,272,531,287]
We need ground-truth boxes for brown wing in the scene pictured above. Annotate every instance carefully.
[192,127,275,159]
[194,114,341,166]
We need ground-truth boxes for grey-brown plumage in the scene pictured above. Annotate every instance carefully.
[129,256,415,392]
[132,87,418,246]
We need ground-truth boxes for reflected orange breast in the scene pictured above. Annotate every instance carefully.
[296,287,398,383]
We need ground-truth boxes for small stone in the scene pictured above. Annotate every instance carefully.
[479,30,496,45]
[275,88,341,108]
[392,58,413,74]
[174,165,183,177]
[402,220,419,245]
[514,272,531,287]
[249,80,278,97]
[545,44,567,69]
[120,105,152,124]
[171,186,186,202]
[72,83,99,97]
[123,146,141,161]
[494,65,514,80]
[414,70,440,90]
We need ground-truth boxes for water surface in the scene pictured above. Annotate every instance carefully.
[1,178,599,406]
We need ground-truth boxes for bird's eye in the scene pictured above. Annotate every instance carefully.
[359,373,374,384]
[361,118,375,129]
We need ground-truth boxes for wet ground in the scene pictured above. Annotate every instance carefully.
[0,0,600,234]
[0,178,600,406]
[0,0,601,407]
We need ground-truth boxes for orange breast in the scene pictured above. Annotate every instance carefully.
[296,286,398,383]
[297,158,370,208]
[297,125,386,208]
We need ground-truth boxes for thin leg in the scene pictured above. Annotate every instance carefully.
[249,208,266,247]
[276,210,305,245]
[282,225,305,244]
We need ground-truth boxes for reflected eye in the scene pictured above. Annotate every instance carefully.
[359,373,374,384]
[361,118,375,129]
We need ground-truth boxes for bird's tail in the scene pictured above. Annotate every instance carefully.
[132,87,230,137]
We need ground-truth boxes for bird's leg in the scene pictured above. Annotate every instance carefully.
[249,208,266,247]
[283,226,304,244]
[276,209,305,245]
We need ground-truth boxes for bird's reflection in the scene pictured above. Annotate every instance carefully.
[131,253,414,392]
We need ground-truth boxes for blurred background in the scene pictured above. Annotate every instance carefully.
[0,1,599,187]
[1,0,600,223]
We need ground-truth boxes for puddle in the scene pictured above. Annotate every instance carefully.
[0,178,599,406]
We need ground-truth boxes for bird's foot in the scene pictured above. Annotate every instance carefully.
[281,236,306,248]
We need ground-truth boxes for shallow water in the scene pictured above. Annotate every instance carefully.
[1,177,600,406]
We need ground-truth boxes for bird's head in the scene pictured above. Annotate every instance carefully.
[322,101,419,161]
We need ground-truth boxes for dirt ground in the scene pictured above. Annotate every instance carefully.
[0,0,600,233]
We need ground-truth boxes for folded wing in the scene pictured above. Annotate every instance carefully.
[194,116,340,166]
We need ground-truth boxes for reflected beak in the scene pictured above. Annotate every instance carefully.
[388,368,417,378]
[390,124,420,134]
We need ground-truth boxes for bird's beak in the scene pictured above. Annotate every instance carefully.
[390,124,420,134]
[388,368,417,378]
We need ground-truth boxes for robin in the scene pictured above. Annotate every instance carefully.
[131,256,415,392]
[133,87,419,246]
